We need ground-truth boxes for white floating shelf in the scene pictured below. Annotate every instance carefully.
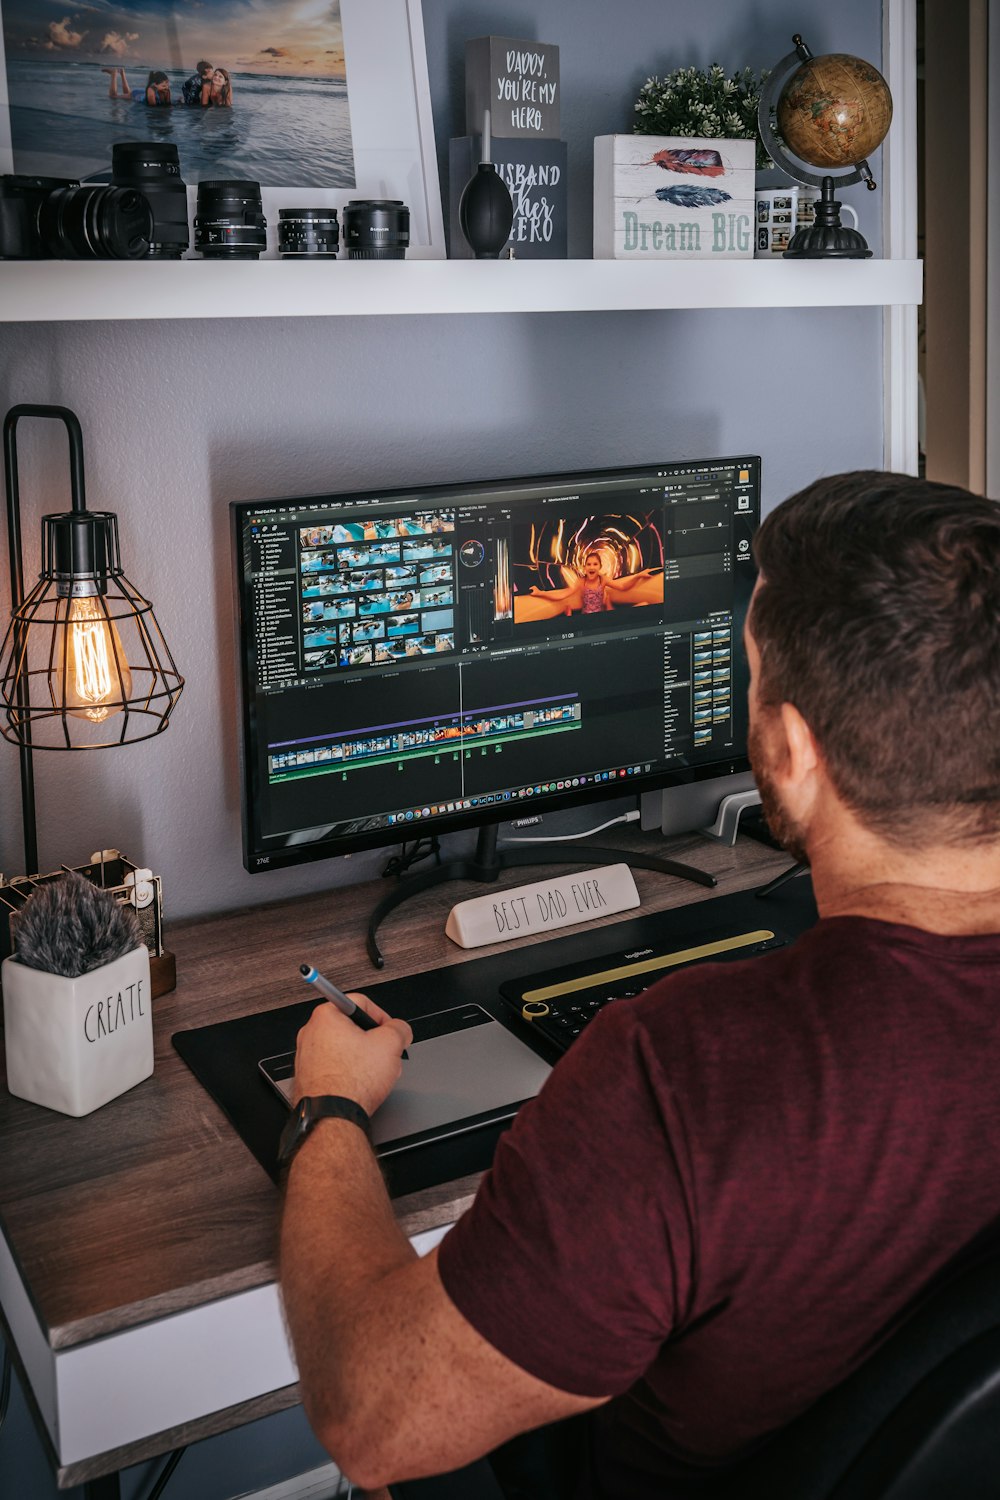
[0,257,922,323]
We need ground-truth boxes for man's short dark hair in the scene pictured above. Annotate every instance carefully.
[750,470,1000,846]
[197,60,212,73]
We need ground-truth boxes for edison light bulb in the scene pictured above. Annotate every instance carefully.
[60,595,133,723]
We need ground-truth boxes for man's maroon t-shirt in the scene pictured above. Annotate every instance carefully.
[437,916,1000,1497]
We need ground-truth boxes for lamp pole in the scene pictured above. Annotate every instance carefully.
[2,405,85,875]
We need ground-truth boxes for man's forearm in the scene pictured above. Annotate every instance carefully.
[281,1120,417,1462]
[279,1002,602,1487]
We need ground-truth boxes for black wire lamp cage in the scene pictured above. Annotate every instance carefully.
[1,404,184,875]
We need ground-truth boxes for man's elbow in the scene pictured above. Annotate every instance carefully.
[308,1401,475,1492]
[322,1434,389,1493]
[304,1392,405,1491]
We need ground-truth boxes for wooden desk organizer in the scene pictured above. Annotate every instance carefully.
[0,849,176,998]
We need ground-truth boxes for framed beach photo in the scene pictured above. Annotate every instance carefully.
[0,0,444,257]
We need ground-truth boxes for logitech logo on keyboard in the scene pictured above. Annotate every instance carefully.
[624,949,654,960]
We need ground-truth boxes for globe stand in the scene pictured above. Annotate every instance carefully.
[758,34,889,261]
[784,176,872,259]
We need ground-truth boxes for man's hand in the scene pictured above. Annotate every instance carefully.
[292,994,412,1116]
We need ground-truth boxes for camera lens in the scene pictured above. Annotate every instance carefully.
[112,142,189,259]
[342,199,409,260]
[36,185,153,259]
[278,208,339,259]
[194,179,267,259]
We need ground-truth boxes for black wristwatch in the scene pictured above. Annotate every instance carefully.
[277,1094,372,1170]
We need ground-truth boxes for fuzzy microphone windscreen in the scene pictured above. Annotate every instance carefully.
[12,871,143,978]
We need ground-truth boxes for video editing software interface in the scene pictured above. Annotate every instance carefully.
[235,457,760,868]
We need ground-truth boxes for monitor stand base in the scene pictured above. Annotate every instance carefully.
[698,788,761,845]
[366,823,716,968]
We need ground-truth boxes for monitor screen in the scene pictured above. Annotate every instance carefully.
[232,455,760,872]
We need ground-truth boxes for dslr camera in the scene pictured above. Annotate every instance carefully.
[0,173,153,259]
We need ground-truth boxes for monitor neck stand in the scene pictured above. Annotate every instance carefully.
[365,822,717,968]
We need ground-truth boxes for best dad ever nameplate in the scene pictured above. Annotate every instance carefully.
[445,864,640,949]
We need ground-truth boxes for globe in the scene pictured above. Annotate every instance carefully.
[777,53,893,170]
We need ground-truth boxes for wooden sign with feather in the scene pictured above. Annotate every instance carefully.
[594,134,755,258]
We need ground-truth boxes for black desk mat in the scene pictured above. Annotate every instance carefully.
[173,874,817,1192]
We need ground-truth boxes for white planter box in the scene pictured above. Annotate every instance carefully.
[594,134,755,260]
[2,946,153,1116]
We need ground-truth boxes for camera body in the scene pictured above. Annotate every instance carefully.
[0,173,152,259]
[0,174,72,258]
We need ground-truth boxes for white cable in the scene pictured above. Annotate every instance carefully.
[502,809,640,843]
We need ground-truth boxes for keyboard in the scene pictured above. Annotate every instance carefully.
[499,927,789,1052]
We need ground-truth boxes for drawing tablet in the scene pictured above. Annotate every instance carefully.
[259,1002,551,1157]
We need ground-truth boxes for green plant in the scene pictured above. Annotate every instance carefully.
[634,64,775,171]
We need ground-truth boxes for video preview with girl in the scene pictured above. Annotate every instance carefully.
[508,510,665,630]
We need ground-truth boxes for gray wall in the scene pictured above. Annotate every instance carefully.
[0,0,884,922]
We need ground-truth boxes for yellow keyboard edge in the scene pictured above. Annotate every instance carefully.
[521,930,777,1002]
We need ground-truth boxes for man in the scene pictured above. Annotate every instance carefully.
[181,59,213,106]
[280,471,1000,1497]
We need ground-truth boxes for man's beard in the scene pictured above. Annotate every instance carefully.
[748,718,810,866]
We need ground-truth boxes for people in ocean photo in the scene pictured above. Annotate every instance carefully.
[4,0,355,187]
[181,60,213,107]
[103,60,229,109]
[103,65,171,106]
[208,66,233,107]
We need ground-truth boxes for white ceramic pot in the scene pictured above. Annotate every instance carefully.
[2,946,153,1117]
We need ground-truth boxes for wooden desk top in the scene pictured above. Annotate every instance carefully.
[0,830,789,1356]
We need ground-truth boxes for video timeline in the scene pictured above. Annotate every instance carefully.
[269,695,581,781]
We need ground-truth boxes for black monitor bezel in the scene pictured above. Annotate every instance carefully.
[231,456,760,873]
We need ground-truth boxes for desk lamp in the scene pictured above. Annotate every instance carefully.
[1,404,184,875]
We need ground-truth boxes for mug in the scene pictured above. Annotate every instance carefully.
[753,187,858,257]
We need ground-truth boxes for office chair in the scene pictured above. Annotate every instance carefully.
[728,1219,1000,1499]
[389,1221,1000,1500]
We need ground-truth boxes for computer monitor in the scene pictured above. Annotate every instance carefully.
[231,455,760,876]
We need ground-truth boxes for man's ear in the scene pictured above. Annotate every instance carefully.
[778,701,821,791]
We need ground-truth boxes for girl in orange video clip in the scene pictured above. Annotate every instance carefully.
[524,548,660,619]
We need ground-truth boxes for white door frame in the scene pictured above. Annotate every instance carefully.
[987,0,999,497]
[882,0,920,475]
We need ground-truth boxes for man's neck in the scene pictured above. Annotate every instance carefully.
[807,820,1000,935]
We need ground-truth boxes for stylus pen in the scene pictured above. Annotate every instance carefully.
[299,963,409,1058]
